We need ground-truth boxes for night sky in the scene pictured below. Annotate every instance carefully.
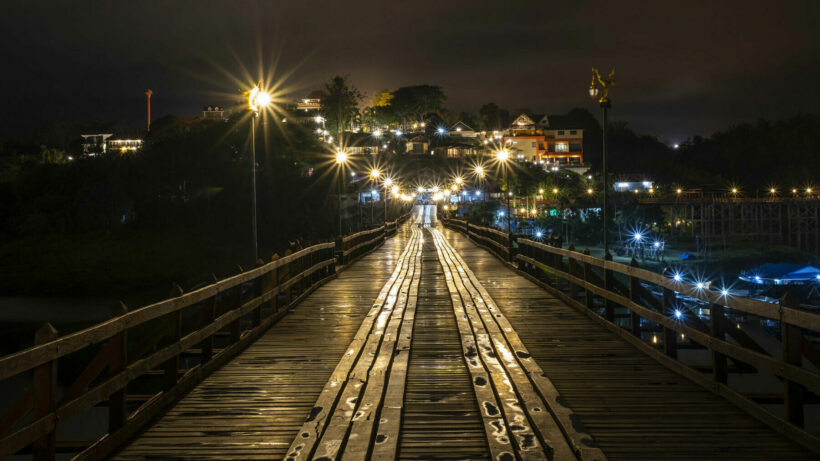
[3,0,819,142]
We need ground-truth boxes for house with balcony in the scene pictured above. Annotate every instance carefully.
[504,113,584,167]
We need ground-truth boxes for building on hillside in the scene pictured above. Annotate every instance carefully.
[504,113,584,167]
[405,135,429,155]
[449,121,478,137]
[613,176,655,192]
[81,134,112,156]
[108,138,143,153]
[81,133,143,156]
[432,138,480,158]
[296,98,321,112]
[202,106,226,120]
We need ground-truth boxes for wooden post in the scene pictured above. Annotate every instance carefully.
[163,284,184,391]
[108,302,128,433]
[253,258,264,328]
[628,258,641,338]
[284,249,293,302]
[228,284,242,343]
[781,292,805,427]
[662,282,678,359]
[568,245,578,301]
[33,323,57,461]
[583,249,594,310]
[201,274,218,364]
[710,303,728,384]
[270,254,280,312]
[604,252,614,322]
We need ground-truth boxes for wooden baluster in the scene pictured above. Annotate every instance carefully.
[33,323,57,461]
[628,259,641,338]
[253,259,265,328]
[270,254,280,312]
[583,249,594,310]
[228,284,242,344]
[781,292,805,427]
[568,245,578,300]
[604,252,614,322]
[201,274,218,364]
[710,303,728,384]
[284,249,294,302]
[662,279,678,359]
[163,284,184,391]
[108,302,128,433]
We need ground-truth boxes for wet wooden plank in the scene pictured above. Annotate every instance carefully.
[289,227,423,461]
[442,225,816,461]
[113,227,415,460]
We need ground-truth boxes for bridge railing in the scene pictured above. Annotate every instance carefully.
[0,241,337,460]
[514,238,820,452]
[443,218,511,260]
[340,225,385,265]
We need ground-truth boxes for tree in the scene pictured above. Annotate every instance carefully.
[389,85,446,124]
[321,76,363,139]
[477,103,510,131]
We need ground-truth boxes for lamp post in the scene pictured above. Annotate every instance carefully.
[589,67,615,255]
[474,165,486,205]
[496,149,511,236]
[335,150,348,238]
[248,82,272,263]
[369,169,380,226]
[383,177,394,224]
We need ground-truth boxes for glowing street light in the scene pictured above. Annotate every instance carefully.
[589,67,615,255]
[246,81,273,263]
[474,165,485,177]
[373,129,382,138]
[370,169,380,180]
[335,150,348,237]
[455,176,463,185]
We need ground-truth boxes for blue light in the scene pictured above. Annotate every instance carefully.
[653,241,660,248]
[673,273,683,282]
[536,231,543,238]
[395,129,402,136]
[499,211,504,216]
[476,190,481,195]
[437,127,446,135]
[695,282,705,289]
[633,232,643,241]
[674,309,682,319]
[721,288,730,296]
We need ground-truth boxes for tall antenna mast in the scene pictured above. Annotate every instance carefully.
[145,89,152,131]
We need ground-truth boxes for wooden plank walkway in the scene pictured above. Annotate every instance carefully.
[112,226,415,460]
[441,225,816,460]
[397,230,489,460]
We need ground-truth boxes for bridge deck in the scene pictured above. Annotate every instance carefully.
[113,227,413,460]
[114,212,814,460]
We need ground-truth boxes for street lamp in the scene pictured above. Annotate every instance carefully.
[335,150,348,238]
[496,149,512,238]
[589,67,615,255]
[369,169,380,226]
[474,165,487,203]
[383,177,394,223]
[248,81,271,263]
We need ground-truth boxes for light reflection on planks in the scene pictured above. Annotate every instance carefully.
[442,226,816,461]
[112,227,414,460]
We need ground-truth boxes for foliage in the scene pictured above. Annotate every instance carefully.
[321,75,363,138]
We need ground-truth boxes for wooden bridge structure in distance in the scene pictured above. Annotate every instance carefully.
[1,207,820,460]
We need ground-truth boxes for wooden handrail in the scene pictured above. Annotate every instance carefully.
[0,242,335,381]
[0,241,338,460]
[517,238,820,330]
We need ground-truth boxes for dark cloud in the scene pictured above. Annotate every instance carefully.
[2,0,819,140]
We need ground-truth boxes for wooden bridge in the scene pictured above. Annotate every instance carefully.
[2,206,820,460]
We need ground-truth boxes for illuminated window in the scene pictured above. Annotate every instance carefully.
[531,142,536,148]
[555,143,568,152]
